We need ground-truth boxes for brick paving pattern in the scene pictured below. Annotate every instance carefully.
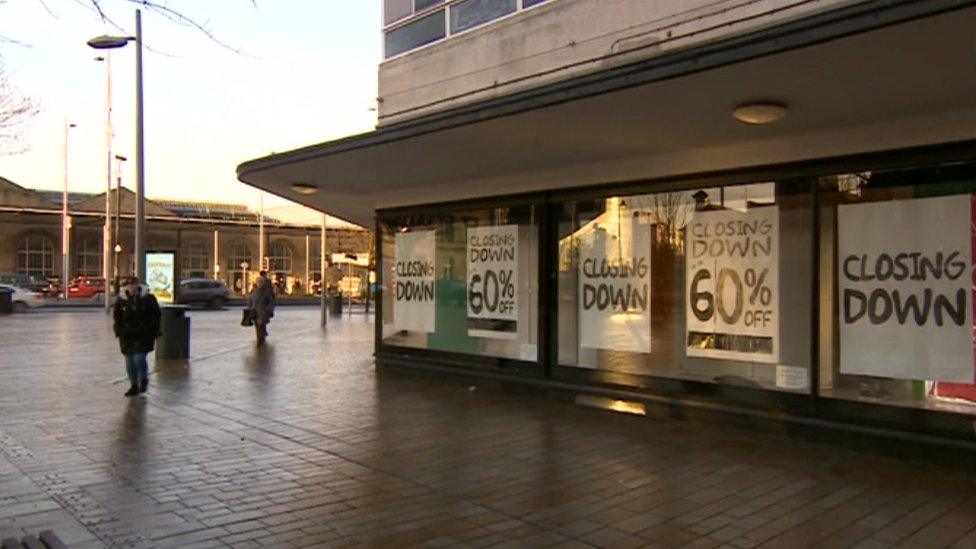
[1,308,976,548]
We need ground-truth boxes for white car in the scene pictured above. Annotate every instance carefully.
[0,284,45,312]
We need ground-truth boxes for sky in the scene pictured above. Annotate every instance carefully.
[0,0,380,213]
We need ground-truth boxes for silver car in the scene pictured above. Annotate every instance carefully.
[0,284,46,312]
[178,278,230,308]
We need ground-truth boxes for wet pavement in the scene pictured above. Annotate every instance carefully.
[1,308,976,548]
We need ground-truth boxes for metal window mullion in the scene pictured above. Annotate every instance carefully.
[444,2,451,37]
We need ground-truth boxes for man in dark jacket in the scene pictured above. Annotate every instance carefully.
[113,276,162,396]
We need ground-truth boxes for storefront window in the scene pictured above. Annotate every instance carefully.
[819,162,976,414]
[557,181,813,393]
[380,204,539,363]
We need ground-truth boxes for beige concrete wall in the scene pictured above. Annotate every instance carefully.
[379,0,859,124]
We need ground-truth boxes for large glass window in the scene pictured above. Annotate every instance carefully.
[557,181,813,393]
[18,235,54,278]
[268,242,293,292]
[381,204,539,363]
[523,0,551,7]
[819,162,976,414]
[450,0,517,34]
[385,10,446,57]
[227,243,251,295]
[74,237,102,277]
[181,243,209,279]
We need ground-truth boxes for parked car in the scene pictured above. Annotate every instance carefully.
[0,284,45,312]
[178,278,230,308]
[0,274,49,294]
[67,277,106,299]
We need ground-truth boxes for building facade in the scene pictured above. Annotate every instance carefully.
[238,0,976,446]
[0,177,371,296]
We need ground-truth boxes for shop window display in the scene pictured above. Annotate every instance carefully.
[380,205,539,363]
[818,163,976,413]
[557,181,813,393]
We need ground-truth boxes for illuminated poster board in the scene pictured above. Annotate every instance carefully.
[145,251,176,304]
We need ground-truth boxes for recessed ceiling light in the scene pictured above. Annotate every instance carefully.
[291,183,318,195]
[732,102,788,125]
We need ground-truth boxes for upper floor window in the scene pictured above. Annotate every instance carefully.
[383,0,553,59]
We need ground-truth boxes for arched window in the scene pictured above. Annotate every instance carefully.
[75,237,102,277]
[181,243,209,278]
[17,235,54,277]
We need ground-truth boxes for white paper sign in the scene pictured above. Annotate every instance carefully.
[466,225,518,339]
[838,195,974,383]
[776,365,808,390]
[686,207,779,363]
[578,219,652,353]
[394,230,436,333]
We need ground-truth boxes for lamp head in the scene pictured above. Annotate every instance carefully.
[87,35,133,50]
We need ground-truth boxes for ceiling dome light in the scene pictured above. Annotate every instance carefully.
[732,102,788,125]
[291,183,318,195]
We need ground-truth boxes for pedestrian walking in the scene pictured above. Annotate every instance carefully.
[113,276,161,397]
[247,270,276,345]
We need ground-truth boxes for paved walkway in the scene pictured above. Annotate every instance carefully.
[1,308,976,548]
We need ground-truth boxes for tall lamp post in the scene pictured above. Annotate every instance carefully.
[61,119,77,300]
[88,8,146,280]
[95,54,113,311]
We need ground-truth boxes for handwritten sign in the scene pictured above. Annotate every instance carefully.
[578,219,652,353]
[467,225,518,339]
[838,196,974,382]
[686,207,779,363]
[394,230,436,333]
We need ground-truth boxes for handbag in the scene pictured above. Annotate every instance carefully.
[241,308,254,327]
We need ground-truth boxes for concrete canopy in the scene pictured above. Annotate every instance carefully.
[237,1,976,227]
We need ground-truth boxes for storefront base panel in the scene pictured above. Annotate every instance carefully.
[376,352,976,465]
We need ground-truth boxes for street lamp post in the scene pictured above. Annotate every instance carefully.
[88,8,146,281]
[61,119,76,300]
[96,54,113,312]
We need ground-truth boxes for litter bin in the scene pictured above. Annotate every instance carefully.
[329,293,343,315]
[157,305,191,359]
[0,288,11,315]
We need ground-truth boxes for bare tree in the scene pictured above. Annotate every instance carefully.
[1,1,256,53]
[84,0,257,54]
[0,58,39,155]
[652,192,692,249]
